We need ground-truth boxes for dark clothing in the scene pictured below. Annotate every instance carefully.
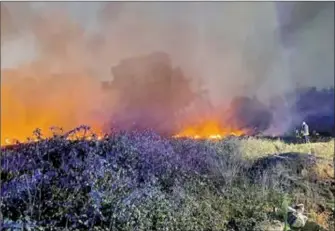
[287,212,297,227]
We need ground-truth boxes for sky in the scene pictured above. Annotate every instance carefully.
[1,1,334,104]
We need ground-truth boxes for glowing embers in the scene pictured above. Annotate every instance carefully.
[173,120,245,140]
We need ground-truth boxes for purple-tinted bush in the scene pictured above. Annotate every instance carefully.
[0,128,282,230]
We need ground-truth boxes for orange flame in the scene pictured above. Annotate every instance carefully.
[173,120,246,140]
[2,130,105,147]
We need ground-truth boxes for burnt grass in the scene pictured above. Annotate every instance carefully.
[1,131,334,231]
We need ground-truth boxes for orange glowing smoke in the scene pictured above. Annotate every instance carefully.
[1,68,108,146]
[0,7,116,147]
[173,120,246,140]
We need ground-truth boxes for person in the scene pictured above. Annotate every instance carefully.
[301,121,310,143]
[287,204,308,230]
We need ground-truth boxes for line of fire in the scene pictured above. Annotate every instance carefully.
[1,52,334,147]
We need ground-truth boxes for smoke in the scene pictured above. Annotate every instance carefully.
[1,2,334,140]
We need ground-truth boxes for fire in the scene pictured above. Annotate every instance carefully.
[0,67,107,147]
[173,120,246,140]
[5,138,12,145]
[2,130,105,147]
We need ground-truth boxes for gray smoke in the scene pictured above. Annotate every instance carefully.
[1,2,334,135]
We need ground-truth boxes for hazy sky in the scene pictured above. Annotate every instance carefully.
[1,2,334,104]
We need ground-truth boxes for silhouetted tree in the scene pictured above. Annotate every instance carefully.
[107,52,197,135]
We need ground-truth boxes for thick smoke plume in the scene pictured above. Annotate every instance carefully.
[1,2,334,142]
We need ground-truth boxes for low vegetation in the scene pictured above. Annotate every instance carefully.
[1,128,334,230]
[240,137,334,160]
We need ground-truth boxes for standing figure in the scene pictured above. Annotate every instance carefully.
[301,121,310,143]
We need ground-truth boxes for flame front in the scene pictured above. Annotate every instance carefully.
[173,120,246,140]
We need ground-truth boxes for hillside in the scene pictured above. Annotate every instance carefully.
[1,131,334,231]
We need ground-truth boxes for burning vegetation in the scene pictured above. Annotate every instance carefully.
[0,3,260,146]
[1,51,251,146]
[1,3,333,146]
[2,49,334,146]
[173,120,246,140]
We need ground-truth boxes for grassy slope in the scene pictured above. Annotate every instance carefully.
[239,138,334,230]
[239,138,334,160]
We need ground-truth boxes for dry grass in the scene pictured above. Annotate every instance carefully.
[313,162,334,180]
[239,137,334,160]
[239,137,334,230]
[309,210,333,230]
